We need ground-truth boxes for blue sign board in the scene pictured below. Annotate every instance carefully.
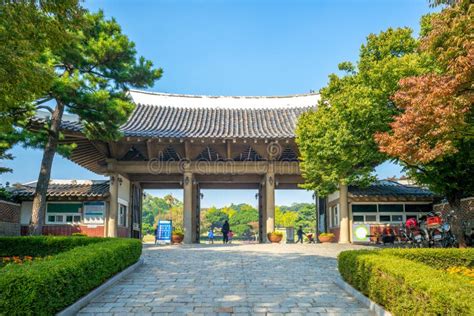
[156,220,172,244]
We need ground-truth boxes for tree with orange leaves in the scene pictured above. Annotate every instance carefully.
[375,0,473,246]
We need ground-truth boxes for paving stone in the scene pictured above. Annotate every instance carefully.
[78,243,373,315]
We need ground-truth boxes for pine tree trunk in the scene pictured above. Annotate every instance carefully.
[448,193,466,248]
[29,100,65,235]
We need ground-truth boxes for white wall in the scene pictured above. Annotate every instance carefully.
[118,176,130,205]
[328,190,340,203]
[20,201,33,225]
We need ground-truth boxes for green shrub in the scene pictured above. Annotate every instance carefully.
[0,236,105,257]
[172,228,184,236]
[0,238,142,315]
[268,231,283,237]
[381,248,474,269]
[71,233,88,237]
[338,250,474,316]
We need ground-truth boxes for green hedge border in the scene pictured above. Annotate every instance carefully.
[0,236,105,257]
[0,237,142,315]
[338,249,474,316]
[381,248,474,269]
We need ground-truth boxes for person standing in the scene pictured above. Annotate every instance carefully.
[208,228,215,244]
[296,226,305,244]
[222,220,230,244]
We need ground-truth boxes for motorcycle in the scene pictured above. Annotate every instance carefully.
[400,218,426,248]
[441,211,457,248]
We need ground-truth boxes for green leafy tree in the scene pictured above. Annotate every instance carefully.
[141,194,183,235]
[295,204,316,232]
[203,207,229,230]
[0,0,84,172]
[296,27,427,196]
[26,10,162,234]
[275,207,297,228]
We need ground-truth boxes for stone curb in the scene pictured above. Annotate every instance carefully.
[57,258,144,316]
[334,276,392,316]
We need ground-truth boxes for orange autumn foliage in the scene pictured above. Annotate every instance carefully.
[375,1,473,164]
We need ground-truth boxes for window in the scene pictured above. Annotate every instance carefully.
[380,215,391,222]
[391,215,403,222]
[379,204,403,212]
[405,204,432,213]
[352,204,377,212]
[365,215,377,222]
[119,204,127,227]
[46,203,82,225]
[333,205,339,227]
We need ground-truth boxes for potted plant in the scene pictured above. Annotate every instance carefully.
[267,231,283,243]
[171,228,184,244]
[318,233,335,243]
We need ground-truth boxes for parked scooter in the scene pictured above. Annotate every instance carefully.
[402,217,426,247]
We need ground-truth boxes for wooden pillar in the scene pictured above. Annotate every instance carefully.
[183,172,193,244]
[258,184,266,243]
[193,183,201,243]
[108,174,119,237]
[265,167,275,241]
[190,181,200,243]
[339,183,350,243]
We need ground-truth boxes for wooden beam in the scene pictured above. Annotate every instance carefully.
[91,141,110,157]
[108,142,132,160]
[112,161,300,175]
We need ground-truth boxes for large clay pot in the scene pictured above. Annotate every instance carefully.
[171,234,184,244]
[318,235,334,243]
[267,233,283,243]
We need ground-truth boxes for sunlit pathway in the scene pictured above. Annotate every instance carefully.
[78,243,373,316]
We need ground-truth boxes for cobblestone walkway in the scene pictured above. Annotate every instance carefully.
[78,243,373,315]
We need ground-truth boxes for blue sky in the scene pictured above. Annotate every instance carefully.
[1,0,434,207]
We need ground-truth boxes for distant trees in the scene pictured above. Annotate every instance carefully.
[142,194,183,235]
[278,203,315,232]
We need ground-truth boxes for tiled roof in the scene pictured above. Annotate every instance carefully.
[11,180,109,199]
[35,90,319,139]
[349,180,433,198]
[123,90,319,139]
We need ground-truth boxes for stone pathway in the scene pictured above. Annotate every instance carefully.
[78,243,373,315]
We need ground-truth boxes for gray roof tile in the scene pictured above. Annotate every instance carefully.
[349,180,433,198]
[34,90,319,139]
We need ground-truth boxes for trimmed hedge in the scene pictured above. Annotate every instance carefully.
[0,238,142,315]
[382,248,474,269]
[0,236,105,257]
[338,250,474,316]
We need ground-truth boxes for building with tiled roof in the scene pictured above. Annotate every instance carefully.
[348,180,433,200]
[12,180,110,200]
[11,179,131,238]
[324,180,434,243]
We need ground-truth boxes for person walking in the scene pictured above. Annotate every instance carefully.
[222,220,230,244]
[296,226,305,244]
[208,228,215,244]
